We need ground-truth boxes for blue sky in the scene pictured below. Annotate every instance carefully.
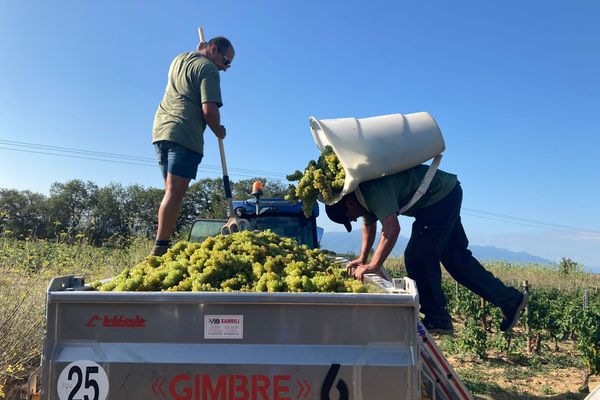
[1,1,599,270]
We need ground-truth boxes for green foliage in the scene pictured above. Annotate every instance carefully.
[441,278,600,387]
[0,189,49,239]
[455,316,489,359]
[527,287,575,351]
[232,178,289,200]
[0,177,289,245]
[559,257,582,275]
[574,307,600,375]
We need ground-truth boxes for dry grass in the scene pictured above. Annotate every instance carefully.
[1,239,598,399]
[0,271,46,399]
[0,236,152,399]
[384,256,600,291]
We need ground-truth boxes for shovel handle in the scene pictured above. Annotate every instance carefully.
[218,138,228,178]
[198,27,205,43]
[219,138,247,235]
[218,138,232,201]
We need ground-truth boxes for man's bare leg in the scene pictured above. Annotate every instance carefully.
[151,173,190,255]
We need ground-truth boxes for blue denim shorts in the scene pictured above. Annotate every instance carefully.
[154,141,203,180]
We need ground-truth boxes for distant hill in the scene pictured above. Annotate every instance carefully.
[320,231,553,265]
[467,244,552,264]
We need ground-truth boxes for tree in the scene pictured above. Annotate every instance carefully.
[0,176,291,243]
[558,257,582,275]
[184,178,227,220]
[122,184,163,238]
[0,189,49,238]
[231,178,288,199]
[89,183,128,243]
[47,180,98,238]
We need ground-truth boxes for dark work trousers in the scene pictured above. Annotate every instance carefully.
[404,182,520,325]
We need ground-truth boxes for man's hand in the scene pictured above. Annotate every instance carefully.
[352,263,381,281]
[214,125,226,139]
[346,258,364,276]
[202,102,225,139]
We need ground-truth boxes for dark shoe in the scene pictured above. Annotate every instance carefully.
[150,244,169,257]
[500,292,528,332]
[422,319,455,336]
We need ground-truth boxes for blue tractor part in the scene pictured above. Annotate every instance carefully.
[189,198,322,249]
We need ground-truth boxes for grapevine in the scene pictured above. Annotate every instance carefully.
[90,230,366,293]
[286,146,346,217]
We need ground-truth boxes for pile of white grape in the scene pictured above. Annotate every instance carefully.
[286,146,345,217]
[90,230,366,293]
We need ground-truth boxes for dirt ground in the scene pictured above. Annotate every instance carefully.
[446,353,600,399]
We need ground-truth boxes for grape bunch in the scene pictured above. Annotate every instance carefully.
[90,230,366,293]
[286,146,346,217]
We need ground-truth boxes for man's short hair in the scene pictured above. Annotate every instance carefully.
[209,36,235,55]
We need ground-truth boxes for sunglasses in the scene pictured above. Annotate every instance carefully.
[216,45,232,67]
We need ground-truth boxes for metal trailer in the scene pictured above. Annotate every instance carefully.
[37,275,421,400]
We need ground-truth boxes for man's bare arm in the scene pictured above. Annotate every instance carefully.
[359,222,377,262]
[353,213,400,279]
[347,222,377,271]
[202,102,226,138]
[370,213,400,268]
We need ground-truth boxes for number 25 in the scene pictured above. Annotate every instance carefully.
[67,366,99,400]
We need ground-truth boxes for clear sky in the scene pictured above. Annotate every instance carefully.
[1,1,599,270]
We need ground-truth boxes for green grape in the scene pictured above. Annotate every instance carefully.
[284,275,303,292]
[94,230,366,294]
[142,272,162,291]
[254,279,268,292]
[168,277,192,292]
[311,274,339,292]
[344,279,368,293]
[89,280,102,290]
[221,273,248,290]
[286,146,346,217]
[98,280,117,291]
[146,256,162,268]
[301,275,316,292]
[266,278,284,293]
[123,274,144,291]
[161,261,187,289]
[185,242,202,256]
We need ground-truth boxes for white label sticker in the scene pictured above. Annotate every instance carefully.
[204,314,244,339]
[57,360,109,400]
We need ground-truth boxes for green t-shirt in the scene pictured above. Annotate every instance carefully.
[359,165,458,223]
[152,52,223,155]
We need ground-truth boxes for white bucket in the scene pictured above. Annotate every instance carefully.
[309,112,445,205]
[585,384,600,400]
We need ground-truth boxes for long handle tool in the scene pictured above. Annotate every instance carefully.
[198,26,249,234]
[218,138,249,234]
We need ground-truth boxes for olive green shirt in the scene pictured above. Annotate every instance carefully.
[359,165,458,224]
[152,52,223,155]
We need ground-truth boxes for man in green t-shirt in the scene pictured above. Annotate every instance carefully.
[325,166,528,335]
[150,36,234,256]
